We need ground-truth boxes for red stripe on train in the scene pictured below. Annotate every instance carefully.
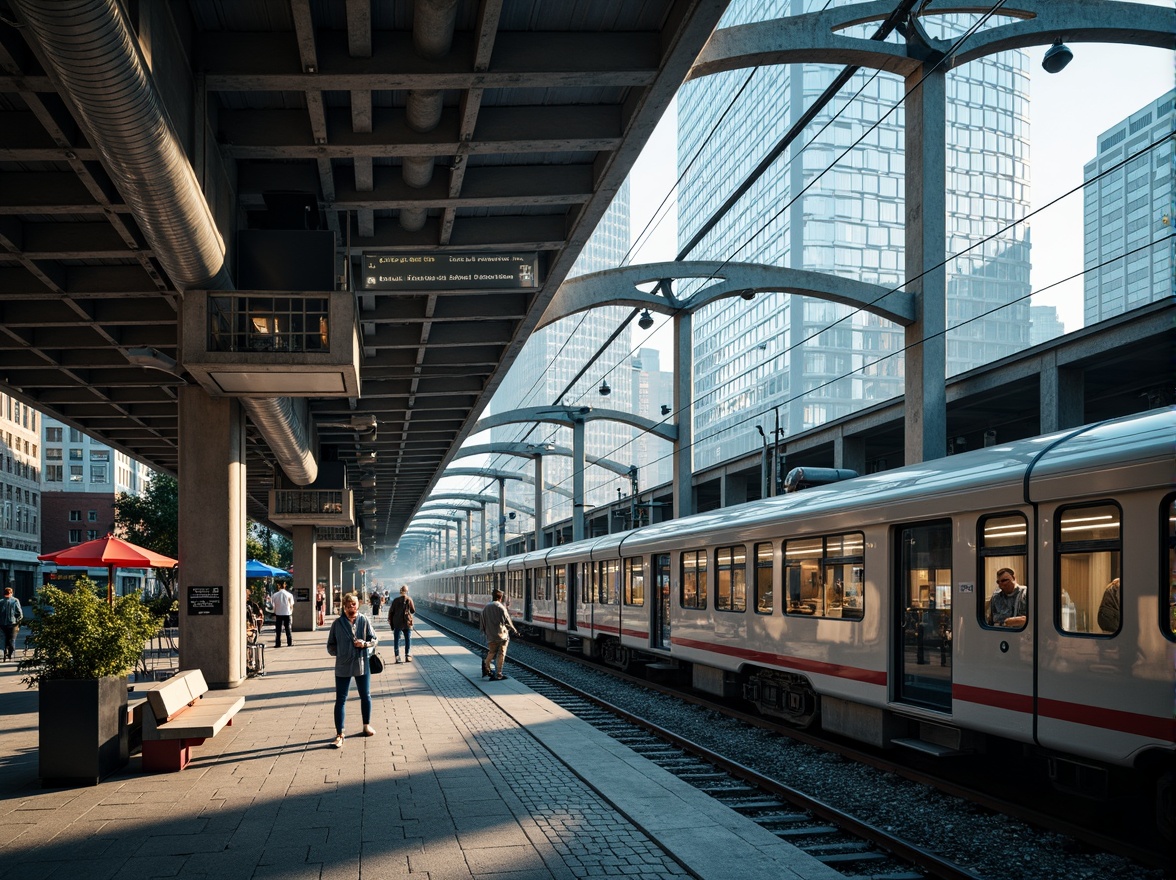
[671,637,886,685]
[954,684,1173,740]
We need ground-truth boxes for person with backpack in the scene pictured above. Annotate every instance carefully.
[387,584,416,663]
[1,587,22,661]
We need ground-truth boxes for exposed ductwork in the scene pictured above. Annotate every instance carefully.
[13,0,318,485]
[400,0,459,231]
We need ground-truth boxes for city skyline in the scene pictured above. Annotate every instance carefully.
[625,31,1174,353]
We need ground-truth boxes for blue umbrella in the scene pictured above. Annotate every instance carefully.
[246,559,290,578]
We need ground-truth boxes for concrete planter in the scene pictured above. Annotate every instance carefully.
[39,676,128,786]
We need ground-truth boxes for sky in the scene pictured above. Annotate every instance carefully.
[622,20,1175,354]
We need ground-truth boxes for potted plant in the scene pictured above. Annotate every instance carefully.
[19,577,163,786]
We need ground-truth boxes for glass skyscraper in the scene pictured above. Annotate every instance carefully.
[678,1,1032,469]
[488,182,635,539]
[1083,89,1174,324]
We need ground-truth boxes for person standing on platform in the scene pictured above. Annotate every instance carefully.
[387,584,416,663]
[1,587,22,661]
[271,581,295,648]
[479,589,518,680]
[326,591,377,748]
[370,589,382,620]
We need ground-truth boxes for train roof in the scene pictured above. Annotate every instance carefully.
[617,407,1174,556]
[423,408,1173,574]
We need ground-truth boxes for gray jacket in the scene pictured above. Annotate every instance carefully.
[480,600,517,642]
[327,613,377,677]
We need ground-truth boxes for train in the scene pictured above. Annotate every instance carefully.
[418,408,1175,837]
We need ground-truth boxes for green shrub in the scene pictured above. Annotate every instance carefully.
[19,577,164,687]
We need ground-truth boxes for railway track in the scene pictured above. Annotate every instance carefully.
[423,611,990,880]
[420,609,1169,877]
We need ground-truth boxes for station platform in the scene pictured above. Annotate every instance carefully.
[0,621,841,880]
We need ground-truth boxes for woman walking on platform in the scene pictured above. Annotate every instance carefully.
[326,592,378,748]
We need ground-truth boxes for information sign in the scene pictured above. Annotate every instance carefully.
[188,585,224,616]
[362,253,538,290]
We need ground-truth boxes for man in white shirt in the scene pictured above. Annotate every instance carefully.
[271,583,295,647]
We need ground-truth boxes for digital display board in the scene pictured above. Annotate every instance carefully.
[362,253,538,290]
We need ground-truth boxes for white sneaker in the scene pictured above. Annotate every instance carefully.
[331,734,344,749]
[362,724,376,737]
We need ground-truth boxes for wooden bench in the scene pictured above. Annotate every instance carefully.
[141,669,244,772]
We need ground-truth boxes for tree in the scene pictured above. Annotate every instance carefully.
[114,472,179,594]
[247,522,293,571]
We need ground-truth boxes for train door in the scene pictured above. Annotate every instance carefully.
[895,520,953,712]
[553,565,566,629]
[651,553,671,649]
[567,564,578,631]
[524,567,533,622]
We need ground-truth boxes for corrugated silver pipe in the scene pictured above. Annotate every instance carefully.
[400,0,459,231]
[14,0,318,485]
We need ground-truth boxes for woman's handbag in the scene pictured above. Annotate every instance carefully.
[369,649,385,674]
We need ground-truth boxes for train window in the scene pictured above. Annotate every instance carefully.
[1056,503,1121,636]
[755,542,774,614]
[624,557,645,606]
[680,549,707,609]
[785,533,864,619]
[554,566,567,606]
[533,566,547,603]
[1166,496,1176,640]
[716,545,747,612]
[978,513,1028,630]
[604,560,621,604]
[580,563,592,606]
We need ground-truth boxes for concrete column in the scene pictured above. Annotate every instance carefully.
[1040,357,1085,432]
[572,417,585,541]
[903,63,947,465]
[305,544,331,630]
[455,519,463,566]
[533,454,544,551]
[834,429,866,474]
[292,525,317,631]
[177,387,246,688]
[480,505,487,562]
[465,509,472,563]
[497,478,507,559]
[672,310,695,519]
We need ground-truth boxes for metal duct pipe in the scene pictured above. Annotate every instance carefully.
[14,0,318,485]
[401,0,458,231]
[241,397,318,484]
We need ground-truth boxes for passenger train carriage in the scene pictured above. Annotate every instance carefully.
[421,409,1176,835]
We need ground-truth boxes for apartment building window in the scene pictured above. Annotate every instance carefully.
[69,510,81,522]
[91,464,108,483]
[68,529,82,544]
[46,426,62,442]
[47,448,62,461]
[69,465,83,482]
[46,465,62,482]
[87,530,99,541]
[69,428,82,442]
[88,510,98,522]
[69,448,83,461]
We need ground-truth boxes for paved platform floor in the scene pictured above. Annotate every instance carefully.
[0,619,840,880]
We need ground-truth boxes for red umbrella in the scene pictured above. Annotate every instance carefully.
[39,534,178,605]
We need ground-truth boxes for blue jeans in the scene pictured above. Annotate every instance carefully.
[393,628,412,657]
[333,665,371,735]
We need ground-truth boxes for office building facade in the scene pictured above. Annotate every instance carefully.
[0,393,41,600]
[1083,89,1174,324]
[489,182,635,545]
